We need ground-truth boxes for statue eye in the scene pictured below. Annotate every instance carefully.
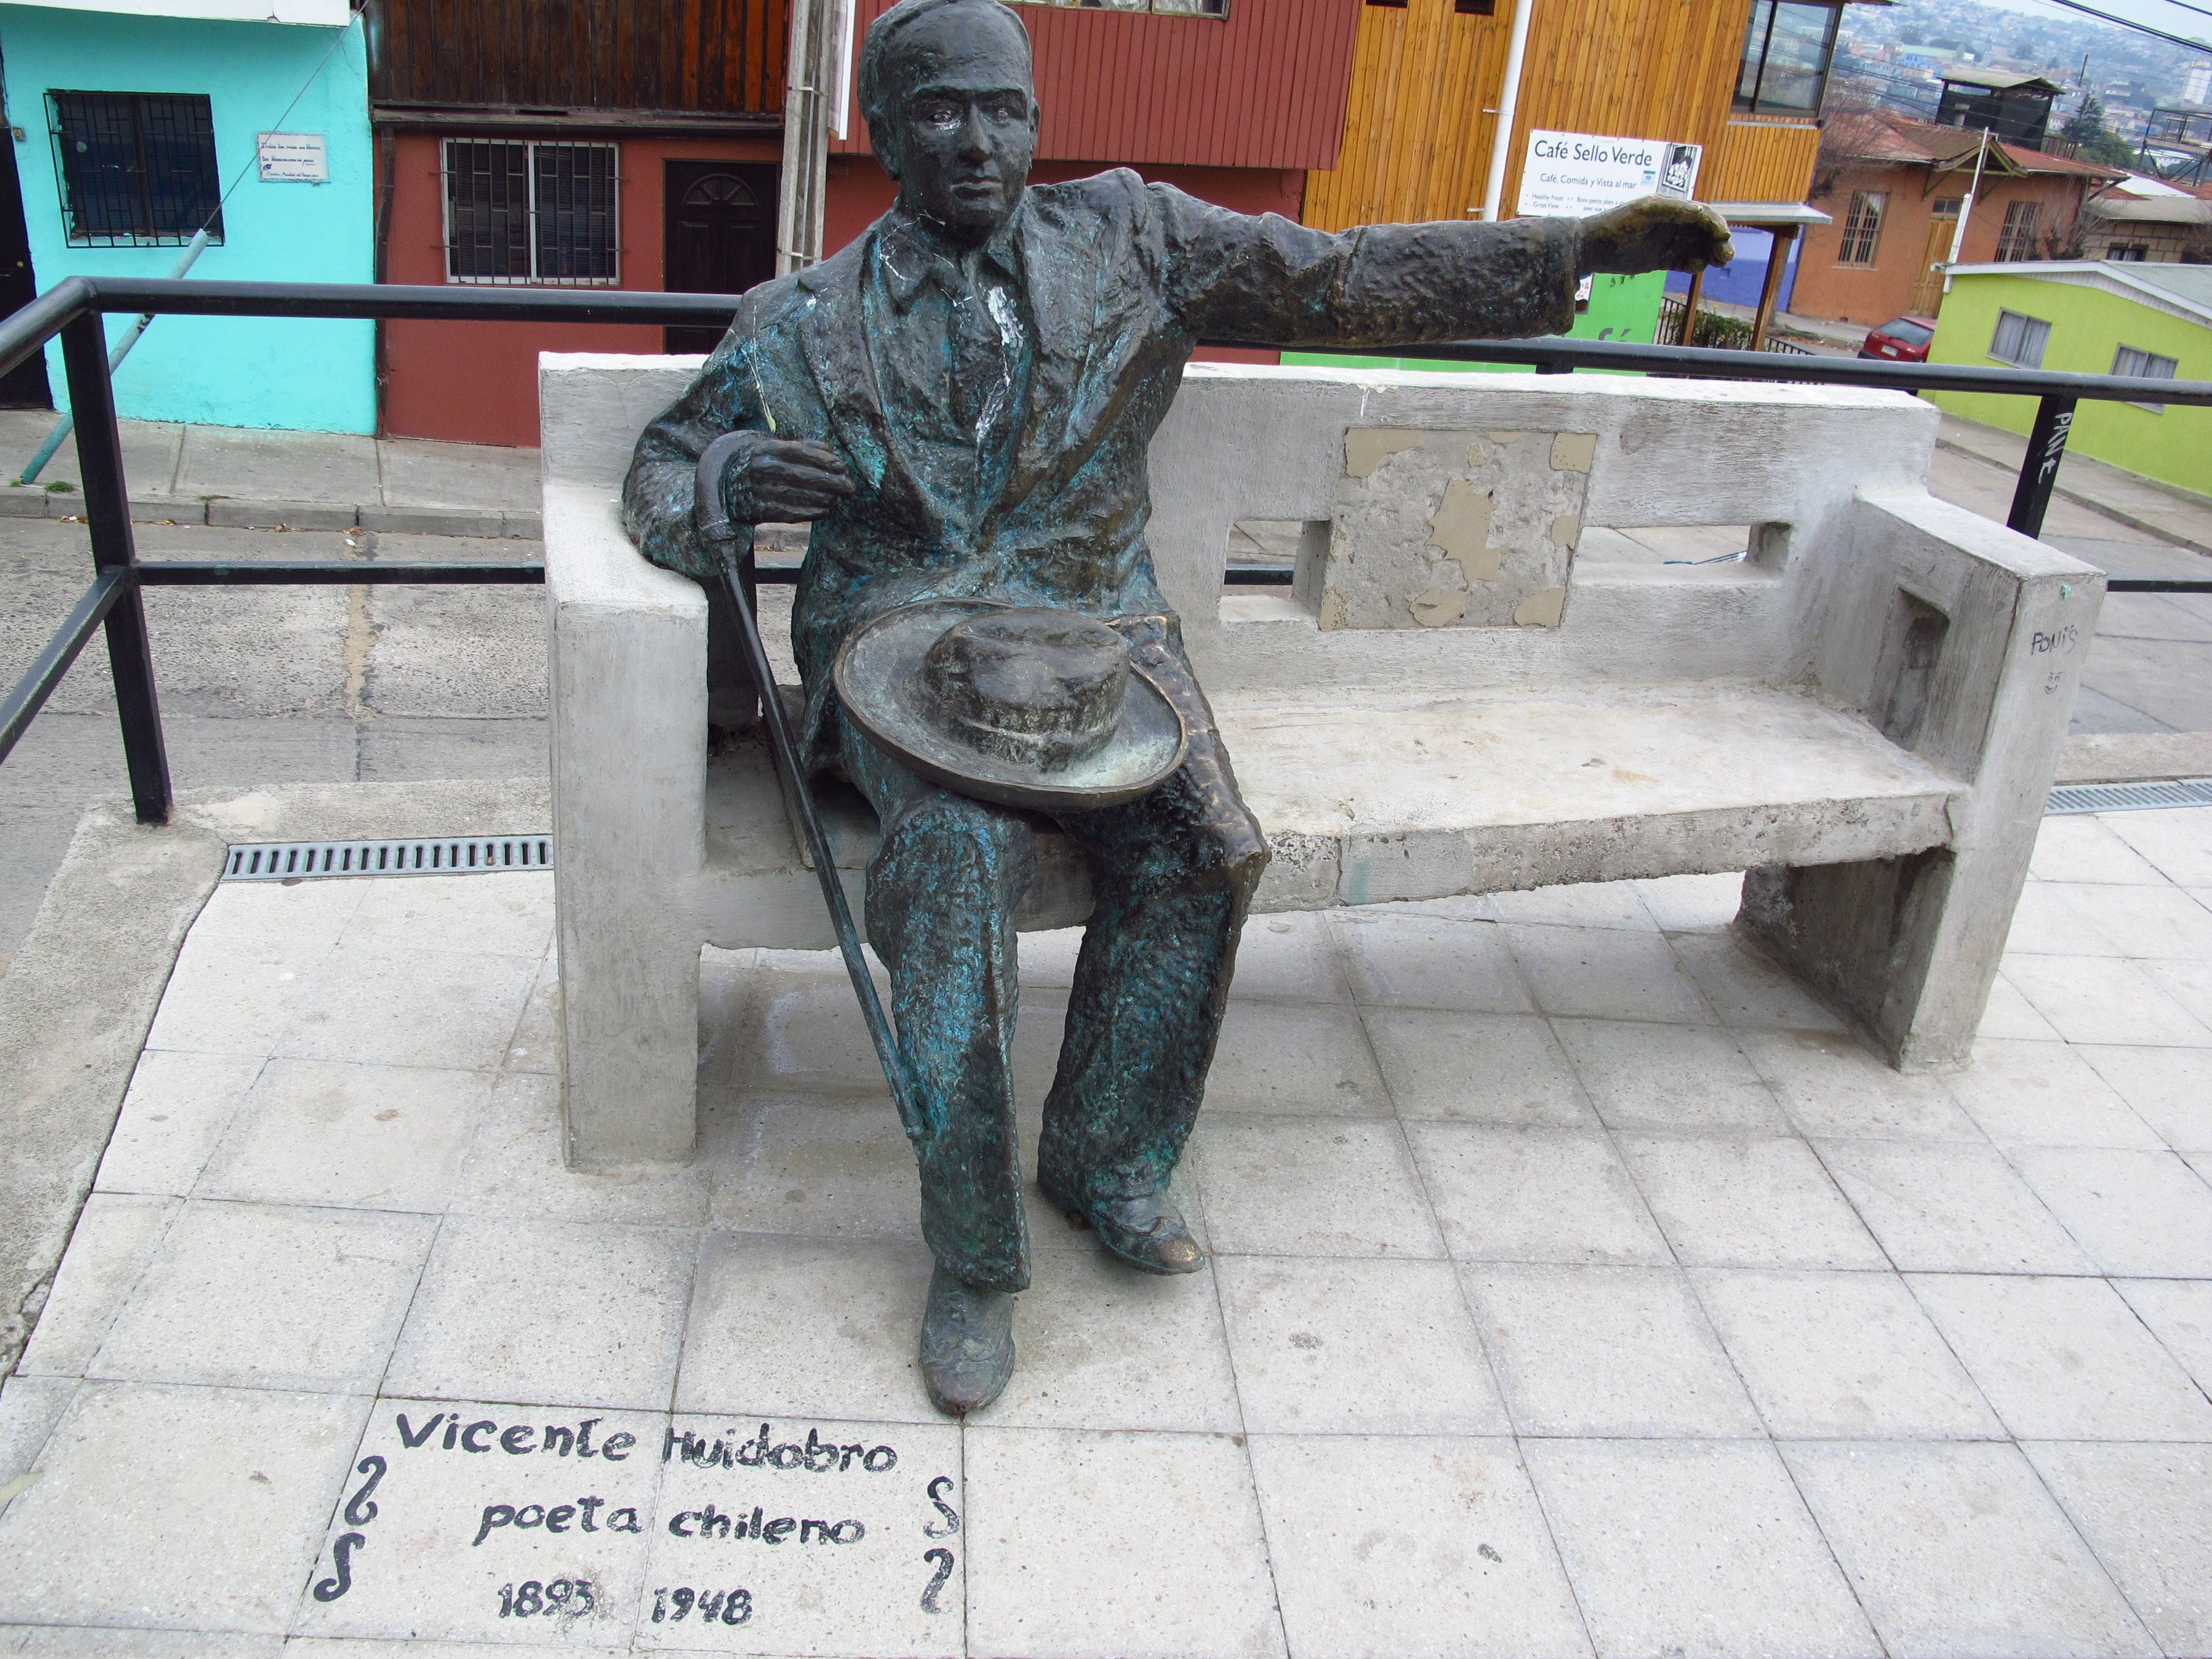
[913,99,960,127]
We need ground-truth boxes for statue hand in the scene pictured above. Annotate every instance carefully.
[1575,197,1734,276]
[715,432,856,523]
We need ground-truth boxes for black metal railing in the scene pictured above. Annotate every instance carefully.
[4,274,2211,831]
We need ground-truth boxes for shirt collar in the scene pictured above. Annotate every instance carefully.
[873,200,1025,313]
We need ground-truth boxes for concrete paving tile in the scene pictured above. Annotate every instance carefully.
[2058,882,2212,960]
[2143,956,2212,1031]
[2026,1441,2212,1659]
[1940,1039,2164,1150]
[1506,925,1711,1022]
[15,1193,177,1378]
[1489,882,1655,931]
[182,875,367,950]
[136,582,354,718]
[969,1244,1241,1433]
[1815,1140,2092,1273]
[964,1426,1284,1659]
[1664,933,1846,1030]
[366,586,547,720]
[504,946,560,1074]
[1363,1010,1598,1127]
[2005,882,2123,956]
[1201,998,1389,1117]
[2117,1278,2212,1396]
[2009,1145,2212,1278]
[1188,1115,1444,1259]
[457,1073,709,1228]
[377,435,541,510]
[1691,1269,2002,1439]
[92,1050,264,1198]
[1740,1027,1985,1139]
[177,423,381,504]
[1909,1273,2212,1441]
[1525,1437,1879,1659]
[276,943,538,1073]
[2030,815,2171,884]
[704,1094,923,1243]
[93,1200,435,1394]
[674,1235,936,1426]
[1634,871,1743,933]
[1781,1439,2160,1659]
[1979,971,2066,1041]
[0,1380,370,1633]
[195,1058,488,1212]
[1216,1255,1509,1435]
[387,1217,695,1412]
[286,1643,616,1658]
[640,1413,964,1655]
[1999,953,2212,1047]
[1230,910,1357,1004]
[340,871,554,960]
[0,1629,283,1655]
[1407,1124,1671,1266]
[1250,1434,1589,1659]
[143,931,331,1059]
[1620,1134,1886,1269]
[293,1397,662,1647]
[1335,913,1534,1012]
[354,715,551,785]
[2104,807,2212,888]
[1553,1020,1787,1132]
[1464,1264,1761,1438]
[0,1374,76,1490]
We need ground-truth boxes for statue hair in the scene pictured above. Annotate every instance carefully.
[857,0,1033,130]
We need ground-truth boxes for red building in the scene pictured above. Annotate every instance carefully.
[370,0,1359,446]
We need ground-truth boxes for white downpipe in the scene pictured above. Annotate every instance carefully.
[1478,0,1537,222]
[1942,125,1991,295]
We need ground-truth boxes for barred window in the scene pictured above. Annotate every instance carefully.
[1838,191,1885,265]
[1995,200,2040,262]
[47,90,222,248]
[443,139,619,286]
[1989,308,2049,369]
[2113,344,2178,412]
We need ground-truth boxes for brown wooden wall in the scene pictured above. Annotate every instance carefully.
[1306,0,1821,230]
[366,0,791,116]
[830,0,1362,172]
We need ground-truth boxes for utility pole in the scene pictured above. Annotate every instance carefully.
[1943,124,1991,295]
[778,0,856,275]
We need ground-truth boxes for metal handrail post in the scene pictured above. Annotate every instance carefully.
[2007,395,2080,540]
[59,312,170,825]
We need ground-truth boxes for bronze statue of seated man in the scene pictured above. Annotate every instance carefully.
[624,0,1730,1416]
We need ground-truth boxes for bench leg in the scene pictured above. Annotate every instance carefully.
[555,896,700,1165]
[1738,837,2024,1071]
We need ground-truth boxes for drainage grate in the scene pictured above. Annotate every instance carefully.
[2046,779,2212,816]
[221,834,554,882]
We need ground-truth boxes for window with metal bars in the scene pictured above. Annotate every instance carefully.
[1995,200,2040,262]
[47,90,223,248]
[443,139,620,286]
[1838,191,1886,264]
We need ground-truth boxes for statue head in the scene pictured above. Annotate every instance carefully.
[860,0,1039,246]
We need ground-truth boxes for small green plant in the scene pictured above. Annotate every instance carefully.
[42,480,74,492]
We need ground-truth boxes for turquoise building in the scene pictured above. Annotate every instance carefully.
[0,0,374,432]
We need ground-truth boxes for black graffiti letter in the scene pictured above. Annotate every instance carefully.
[920,1547,955,1614]
[344,1455,387,1526]
[313,1532,365,1602]
[923,1474,960,1538]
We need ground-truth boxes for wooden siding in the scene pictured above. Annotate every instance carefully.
[366,0,790,116]
[829,0,1361,172]
[1307,0,1818,230]
[1703,118,1821,204]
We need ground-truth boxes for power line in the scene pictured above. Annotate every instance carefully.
[2014,0,2212,55]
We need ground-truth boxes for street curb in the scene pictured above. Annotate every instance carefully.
[2057,731,2212,785]
[1,488,538,539]
[1934,435,2212,559]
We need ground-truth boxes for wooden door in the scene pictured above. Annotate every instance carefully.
[1909,201,1959,318]
[662,160,779,355]
[0,102,51,408]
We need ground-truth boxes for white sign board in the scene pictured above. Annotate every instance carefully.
[1517,130,1701,218]
[826,0,856,140]
[257,131,330,184]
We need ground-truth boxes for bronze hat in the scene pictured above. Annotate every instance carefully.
[833,598,1188,811]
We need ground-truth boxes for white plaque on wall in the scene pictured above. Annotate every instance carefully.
[256,130,330,184]
[1517,130,1701,218]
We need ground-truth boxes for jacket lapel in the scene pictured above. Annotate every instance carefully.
[793,239,914,511]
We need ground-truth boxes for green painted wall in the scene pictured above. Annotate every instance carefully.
[1926,269,2212,498]
[0,5,375,434]
[1282,271,1666,375]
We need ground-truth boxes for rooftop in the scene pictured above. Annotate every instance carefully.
[1820,109,2123,179]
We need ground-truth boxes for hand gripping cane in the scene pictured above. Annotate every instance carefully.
[694,434,928,1145]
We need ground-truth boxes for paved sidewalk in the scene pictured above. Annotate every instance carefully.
[1939,414,2212,558]
[2,805,2209,1654]
[0,411,541,539]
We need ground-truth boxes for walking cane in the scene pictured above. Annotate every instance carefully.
[693,433,928,1146]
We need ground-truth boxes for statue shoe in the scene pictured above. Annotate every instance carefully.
[1041,1179,1204,1276]
[920,1264,1015,1416]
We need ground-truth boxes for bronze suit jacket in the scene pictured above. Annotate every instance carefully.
[623,170,1580,771]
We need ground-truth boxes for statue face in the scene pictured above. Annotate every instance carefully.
[876,5,1039,243]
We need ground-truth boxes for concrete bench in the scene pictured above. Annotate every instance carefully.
[543,355,2104,1164]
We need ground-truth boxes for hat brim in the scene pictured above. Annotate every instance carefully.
[833,598,1189,812]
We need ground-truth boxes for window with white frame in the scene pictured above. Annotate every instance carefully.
[2113,343,2179,411]
[1994,199,2040,261]
[443,139,619,286]
[1989,308,2050,368]
[1838,190,1885,264]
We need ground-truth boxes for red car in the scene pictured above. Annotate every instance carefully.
[1859,315,1937,363]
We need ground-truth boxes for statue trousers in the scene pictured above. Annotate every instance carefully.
[837,617,1269,1293]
